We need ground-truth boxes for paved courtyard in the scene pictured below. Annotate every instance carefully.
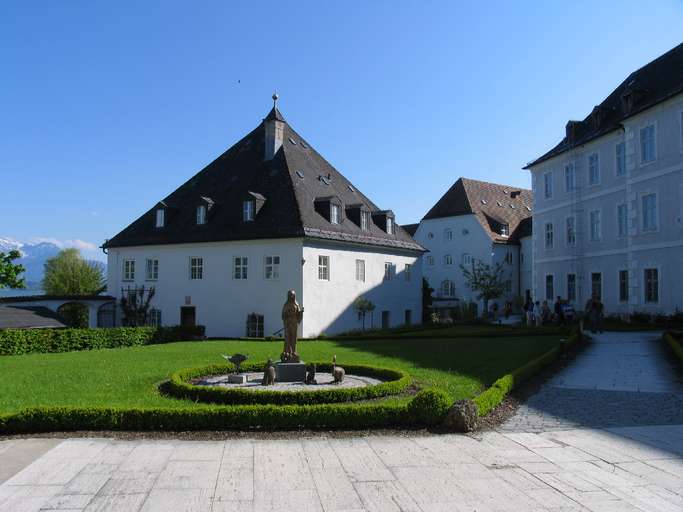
[1,331,682,512]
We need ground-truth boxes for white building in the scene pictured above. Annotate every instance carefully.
[525,43,683,316]
[410,178,532,316]
[103,103,424,337]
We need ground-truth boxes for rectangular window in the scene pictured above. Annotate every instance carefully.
[404,263,411,282]
[616,142,626,176]
[360,211,370,231]
[617,204,628,238]
[243,201,254,222]
[444,228,453,241]
[567,274,576,302]
[145,258,158,281]
[196,205,207,225]
[189,257,203,280]
[384,262,395,281]
[233,257,248,280]
[265,256,280,280]
[404,310,412,325]
[427,255,434,266]
[544,171,553,198]
[642,193,657,231]
[155,209,165,228]
[640,124,656,163]
[619,270,629,302]
[590,210,601,241]
[644,268,659,303]
[443,254,453,266]
[565,217,576,246]
[123,259,135,281]
[386,217,394,234]
[330,204,341,225]
[246,313,264,338]
[545,275,554,301]
[318,255,330,280]
[564,164,575,191]
[355,259,365,282]
[147,308,162,327]
[591,272,602,300]
[544,222,554,249]
[588,153,600,185]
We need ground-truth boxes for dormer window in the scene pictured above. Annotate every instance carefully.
[386,217,394,235]
[243,200,255,222]
[360,210,370,230]
[371,210,395,235]
[500,224,509,237]
[331,203,341,224]
[155,209,165,228]
[196,205,207,225]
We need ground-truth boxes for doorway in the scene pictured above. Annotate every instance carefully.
[180,306,196,327]
[381,310,390,329]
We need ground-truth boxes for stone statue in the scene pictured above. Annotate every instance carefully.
[305,363,317,385]
[281,290,304,363]
[332,355,345,384]
[262,359,276,386]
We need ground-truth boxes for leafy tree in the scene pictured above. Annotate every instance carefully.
[353,296,375,330]
[41,248,105,295]
[120,285,156,326]
[0,250,26,289]
[422,277,434,323]
[459,261,507,319]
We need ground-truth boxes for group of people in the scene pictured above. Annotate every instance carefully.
[523,293,604,332]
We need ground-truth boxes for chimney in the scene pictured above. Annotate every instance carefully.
[565,120,582,145]
[264,93,285,161]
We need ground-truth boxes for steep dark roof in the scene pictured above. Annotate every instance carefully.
[510,216,532,241]
[526,43,683,169]
[103,110,422,252]
[0,306,67,329]
[402,223,419,236]
[422,178,532,244]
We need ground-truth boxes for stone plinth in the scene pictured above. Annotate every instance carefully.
[275,362,306,383]
[227,374,248,384]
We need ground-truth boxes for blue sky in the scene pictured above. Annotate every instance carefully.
[1,1,682,261]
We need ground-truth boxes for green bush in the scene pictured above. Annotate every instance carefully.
[407,388,451,425]
[474,329,582,417]
[165,362,411,405]
[0,325,206,356]
[664,331,683,362]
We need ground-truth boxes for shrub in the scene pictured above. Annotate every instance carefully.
[0,325,206,356]
[165,362,411,405]
[408,388,451,425]
[664,331,683,362]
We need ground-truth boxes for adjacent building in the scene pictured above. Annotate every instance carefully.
[525,43,683,315]
[103,103,424,337]
[412,178,532,316]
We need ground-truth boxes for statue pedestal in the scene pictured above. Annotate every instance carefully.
[228,374,248,384]
[275,362,306,383]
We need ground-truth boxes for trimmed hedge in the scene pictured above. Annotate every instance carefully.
[473,329,583,417]
[335,325,569,341]
[0,325,206,356]
[164,362,411,405]
[663,331,683,362]
[408,388,451,426]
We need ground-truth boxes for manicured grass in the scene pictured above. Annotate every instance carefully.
[0,335,562,415]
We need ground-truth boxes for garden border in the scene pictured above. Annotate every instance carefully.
[663,331,683,362]
[164,362,411,405]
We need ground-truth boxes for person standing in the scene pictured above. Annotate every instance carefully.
[554,296,565,326]
[534,301,542,327]
[524,298,534,326]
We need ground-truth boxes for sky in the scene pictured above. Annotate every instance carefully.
[1,1,682,262]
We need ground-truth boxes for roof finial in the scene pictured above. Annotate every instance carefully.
[272,91,279,109]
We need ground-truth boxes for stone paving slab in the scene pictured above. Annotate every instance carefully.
[1,428,682,512]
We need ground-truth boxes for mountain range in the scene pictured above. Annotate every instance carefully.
[0,238,106,291]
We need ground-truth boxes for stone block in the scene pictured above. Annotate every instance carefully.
[227,374,248,384]
[275,362,306,382]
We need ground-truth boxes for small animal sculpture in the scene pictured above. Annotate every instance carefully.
[332,355,345,384]
[305,363,317,385]
[222,353,248,374]
[262,359,276,386]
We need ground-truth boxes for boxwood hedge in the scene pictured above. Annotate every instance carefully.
[0,325,205,356]
[473,328,583,417]
[0,388,452,434]
[663,331,683,362]
[164,362,411,405]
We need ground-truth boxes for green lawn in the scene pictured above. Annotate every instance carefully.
[0,335,562,414]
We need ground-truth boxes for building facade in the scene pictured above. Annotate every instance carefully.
[411,178,532,316]
[104,104,423,337]
[526,43,683,316]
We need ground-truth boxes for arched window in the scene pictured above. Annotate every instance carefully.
[441,280,455,298]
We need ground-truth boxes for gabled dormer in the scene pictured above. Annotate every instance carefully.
[242,191,266,222]
[196,196,215,225]
[154,201,171,229]
[314,196,343,225]
[372,210,395,235]
[346,203,371,231]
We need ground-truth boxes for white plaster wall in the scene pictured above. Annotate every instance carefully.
[519,235,533,300]
[301,241,422,337]
[529,93,683,314]
[106,238,303,338]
